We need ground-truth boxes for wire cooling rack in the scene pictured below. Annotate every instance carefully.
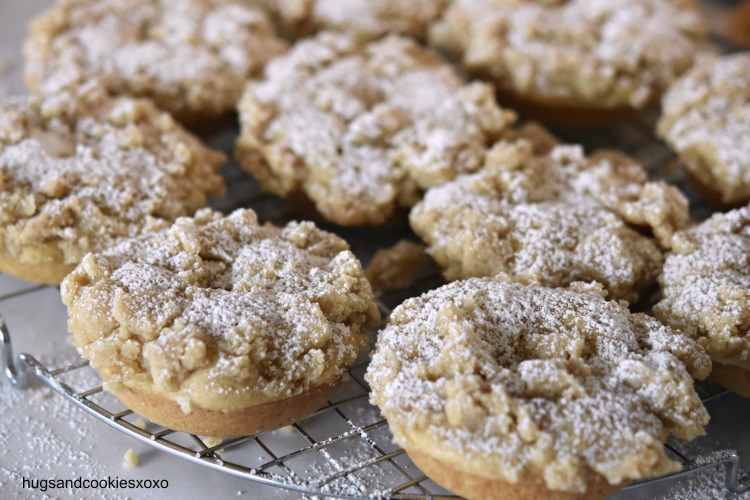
[2,1,750,497]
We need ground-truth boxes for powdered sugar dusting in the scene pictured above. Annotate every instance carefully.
[60,209,379,409]
[655,205,750,369]
[429,0,705,108]
[0,84,225,266]
[657,53,750,206]
[23,0,287,120]
[236,32,515,226]
[410,139,689,302]
[367,278,711,493]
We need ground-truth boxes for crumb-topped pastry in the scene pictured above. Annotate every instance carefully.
[235,32,515,226]
[429,0,706,126]
[367,278,711,499]
[24,0,287,127]
[248,0,450,41]
[657,53,750,209]
[61,209,380,436]
[654,206,750,397]
[0,84,225,285]
[410,140,690,302]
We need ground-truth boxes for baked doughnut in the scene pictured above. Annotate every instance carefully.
[657,53,750,209]
[429,0,706,127]
[24,0,287,128]
[61,209,380,436]
[0,84,225,285]
[247,0,450,41]
[409,139,691,302]
[235,32,515,226]
[654,205,750,397]
[367,278,710,500]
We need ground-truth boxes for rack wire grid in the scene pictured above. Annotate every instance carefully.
[3,3,750,498]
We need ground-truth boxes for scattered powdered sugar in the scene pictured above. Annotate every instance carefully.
[0,355,131,500]
[23,0,287,119]
[410,139,689,302]
[654,206,750,369]
[429,0,706,108]
[657,52,750,206]
[236,32,515,226]
[367,278,711,494]
[0,84,225,266]
[60,208,379,409]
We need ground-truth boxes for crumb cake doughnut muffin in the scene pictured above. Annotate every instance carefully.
[657,53,750,209]
[409,139,691,302]
[429,0,706,127]
[61,209,380,436]
[24,0,287,128]
[247,0,450,41]
[654,206,750,397]
[0,84,225,285]
[235,32,516,226]
[367,278,711,500]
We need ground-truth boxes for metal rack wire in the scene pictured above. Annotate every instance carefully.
[2,1,750,496]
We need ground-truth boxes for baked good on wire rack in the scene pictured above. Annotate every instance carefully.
[247,0,450,41]
[367,277,711,500]
[428,0,707,127]
[409,139,691,302]
[654,205,750,398]
[0,83,225,285]
[235,32,516,227]
[657,52,750,209]
[24,0,288,129]
[61,209,380,437]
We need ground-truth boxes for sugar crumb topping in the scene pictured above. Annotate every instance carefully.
[24,0,287,120]
[655,205,750,370]
[61,209,380,410]
[657,53,750,206]
[367,278,710,493]
[236,32,515,226]
[429,0,706,108]
[410,139,690,302]
[0,83,225,266]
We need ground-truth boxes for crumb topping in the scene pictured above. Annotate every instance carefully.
[655,205,750,370]
[429,0,706,109]
[410,140,690,302]
[235,32,515,226]
[250,0,450,41]
[657,53,750,207]
[24,0,287,120]
[61,209,380,410]
[367,278,710,493]
[365,240,426,293]
[0,84,225,266]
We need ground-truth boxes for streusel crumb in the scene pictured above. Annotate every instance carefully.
[410,140,690,302]
[61,209,380,411]
[655,205,750,370]
[236,32,515,226]
[657,53,750,207]
[367,278,710,493]
[429,0,706,110]
[0,83,225,268]
[24,0,287,123]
